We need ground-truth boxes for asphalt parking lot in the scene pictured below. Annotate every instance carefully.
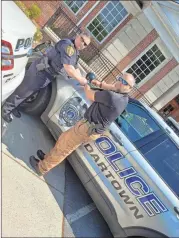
[2,113,113,237]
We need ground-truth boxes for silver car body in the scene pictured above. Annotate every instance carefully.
[41,75,179,238]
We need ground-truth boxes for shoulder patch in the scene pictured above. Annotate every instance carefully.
[66,45,75,56]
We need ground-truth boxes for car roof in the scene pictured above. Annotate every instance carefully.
[128,97,143,107]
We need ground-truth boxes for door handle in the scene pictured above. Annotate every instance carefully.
[174,207,179,216]
[110,130,124,146]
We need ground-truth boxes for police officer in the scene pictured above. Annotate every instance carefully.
[29,73,135,176]
[2,32,91,123]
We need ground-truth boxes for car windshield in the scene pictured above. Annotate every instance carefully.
[116,103,160,143]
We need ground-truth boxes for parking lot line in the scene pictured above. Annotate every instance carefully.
[66,203,96,224]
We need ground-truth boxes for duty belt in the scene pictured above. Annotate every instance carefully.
[83,119,103,136]
[36,56,50,71]
[36,57,58,77]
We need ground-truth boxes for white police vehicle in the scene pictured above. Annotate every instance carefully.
[22,46,179,238]
[2,1,36,102]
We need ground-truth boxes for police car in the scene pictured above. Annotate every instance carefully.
[21,43,179,237]
[2,1,36,102]
[28,75,177,238]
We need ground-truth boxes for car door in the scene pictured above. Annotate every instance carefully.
[117,101,179,198]
[112,101,179,236]
[88,100,179,237]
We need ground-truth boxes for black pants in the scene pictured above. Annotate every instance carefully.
[2,59,53,115]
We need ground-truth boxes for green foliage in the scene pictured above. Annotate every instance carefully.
[15,1,30,17]
[15,2,43,43]
[28,4,41,20]
[33,28,43,43]
[24,9,31,18]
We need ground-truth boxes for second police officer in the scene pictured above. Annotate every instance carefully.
[2,32,91,123]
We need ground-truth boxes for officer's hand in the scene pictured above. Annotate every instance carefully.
[84,84,91,92]
[79,77,88,86]
[91,79,101,87]
[84,84,96,101]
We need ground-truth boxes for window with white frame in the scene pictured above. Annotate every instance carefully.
[87,1,128,43]
[126,45,166,84]
[64,1,86,14]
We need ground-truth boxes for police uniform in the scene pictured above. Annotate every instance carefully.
[2,38,80,121]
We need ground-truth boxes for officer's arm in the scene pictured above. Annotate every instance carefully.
[63,64,87,85]
[100,81,116,91]
[84,84,96,101]
[75,67,81,76]
[59,42,87,85]
[91,80,116,91]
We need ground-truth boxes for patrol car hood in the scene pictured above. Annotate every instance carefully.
[2,1,36,37]
[67,78,92,106]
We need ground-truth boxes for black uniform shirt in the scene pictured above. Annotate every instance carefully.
[84,90,129,133]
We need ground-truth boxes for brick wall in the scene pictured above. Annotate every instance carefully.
[76,1,96,20]
[56,1,99,25]
[23,1,60,27]
[104,58,179,101]
[59,2,78,24]
[100,14,133,48]
[117,29,158,71]
[103,29,158,84]
[80,1,107,27]
[104,49,178,98]
[78,1,133,49]
[23,1,134,50]
[81,14,133,50]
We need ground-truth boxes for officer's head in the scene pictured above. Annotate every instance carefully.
[115,73,135,94]
[75,32,91,50]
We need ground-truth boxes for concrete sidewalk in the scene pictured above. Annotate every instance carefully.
[2,114,112,238]
[2,152,64,237]
[2,114,67,237]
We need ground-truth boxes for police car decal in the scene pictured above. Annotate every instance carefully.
[84,135,168,219]
[15,37,33,51]
[58,97,87,127]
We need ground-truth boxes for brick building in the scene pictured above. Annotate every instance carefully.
[23,1,179,121]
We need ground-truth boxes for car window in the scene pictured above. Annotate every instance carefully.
[115,103,160,143]
[115,102,179,198]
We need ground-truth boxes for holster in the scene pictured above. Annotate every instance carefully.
[36,56,50,72]
[85,120,102,136]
